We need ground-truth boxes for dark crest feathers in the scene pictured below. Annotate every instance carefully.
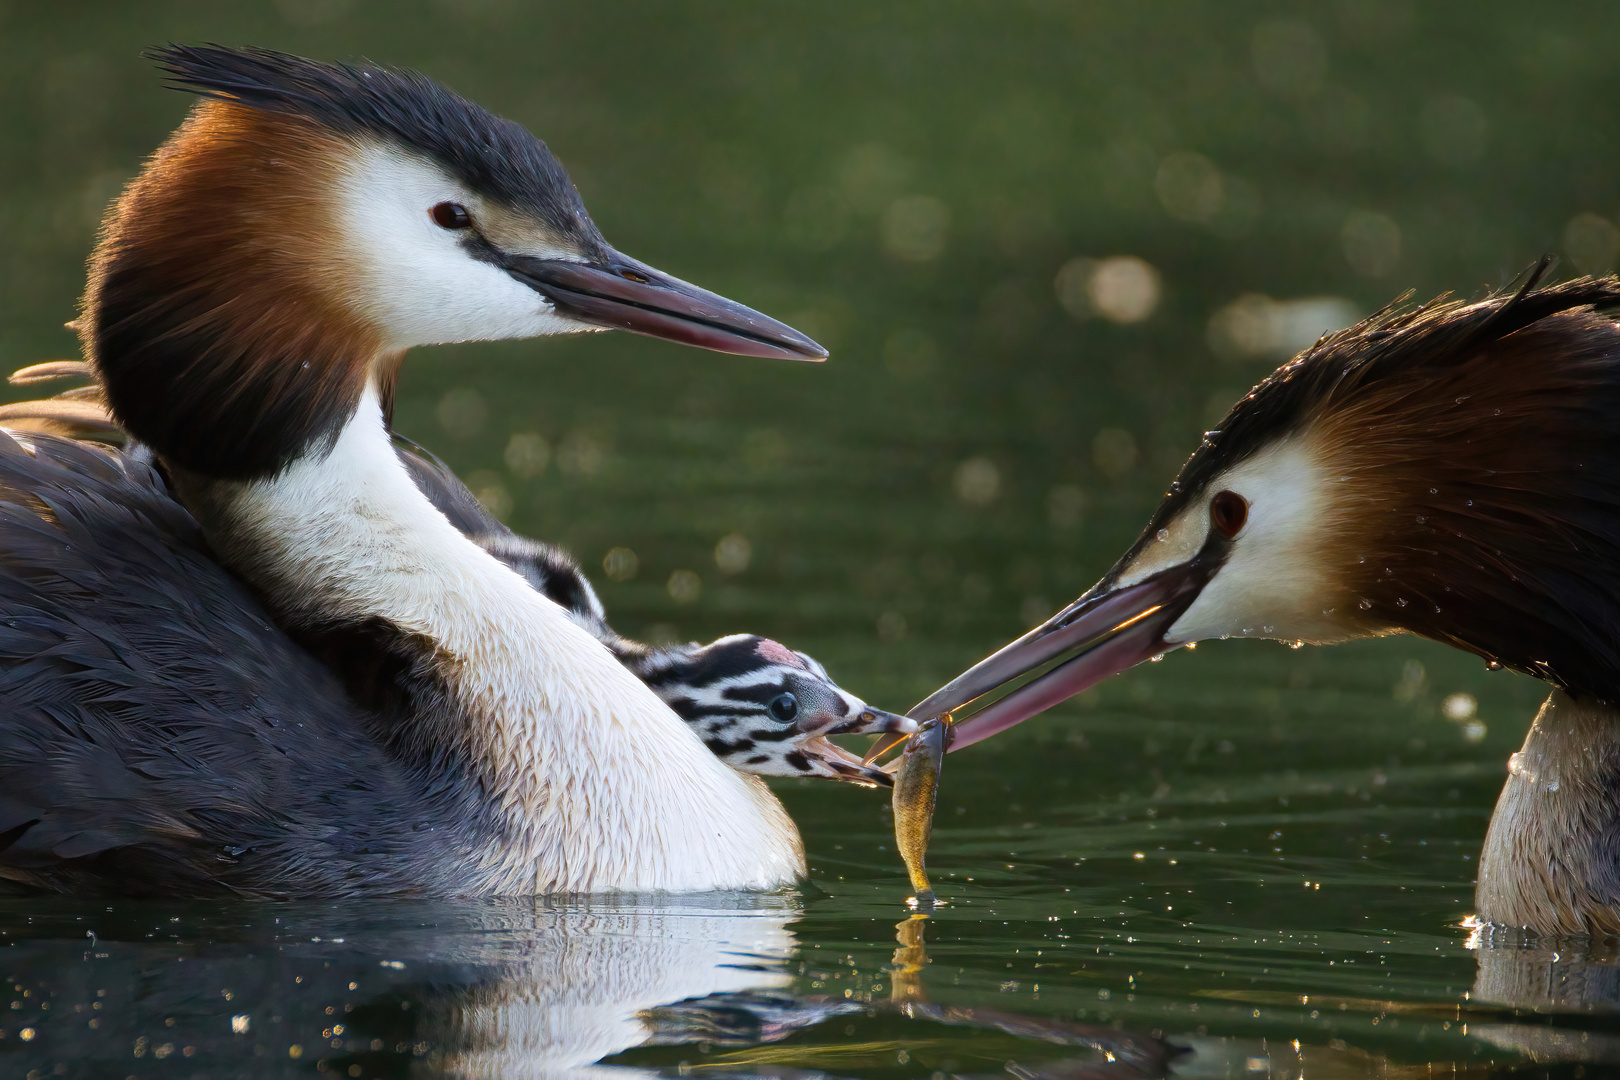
[1160,267,1620,515]
[149,44,604,248]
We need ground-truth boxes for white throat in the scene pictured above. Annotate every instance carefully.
[174,389,804,893]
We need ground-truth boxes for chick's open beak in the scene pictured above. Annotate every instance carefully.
[507,249,827,361]
[869,556,1218,761]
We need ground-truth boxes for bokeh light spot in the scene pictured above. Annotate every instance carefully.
[1341,211,1401,278]
[714,533,752,575]
[1207,294,1359,361]
[504,432,550,478]
[667,569,702,604]
[1441,692,1478,721]
[557,431,605,478]
[1056,256,1162,324]
[602,547,639,582]
[1565,212,1620,274]
[953,456,1001,506]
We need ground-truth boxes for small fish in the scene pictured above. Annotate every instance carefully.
[891,716,954,906]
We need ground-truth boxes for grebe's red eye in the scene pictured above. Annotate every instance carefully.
[431,202,472,229]
[1210,489,1248,538]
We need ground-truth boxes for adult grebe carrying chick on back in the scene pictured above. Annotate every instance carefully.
[0,44,869,897]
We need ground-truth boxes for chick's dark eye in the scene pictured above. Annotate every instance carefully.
[431,202,472,229]
[767,693,799,724]
[1210,489,1249,538]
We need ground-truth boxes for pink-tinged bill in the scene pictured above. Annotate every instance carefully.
[872,560,1215,759]
[507,249,827,361]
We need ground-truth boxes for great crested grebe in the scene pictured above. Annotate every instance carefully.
[910,270,1620,935]
[0,45,832,897]
[2,365,916,787]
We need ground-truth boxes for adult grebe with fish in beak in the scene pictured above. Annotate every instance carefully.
[898,268,1620,935]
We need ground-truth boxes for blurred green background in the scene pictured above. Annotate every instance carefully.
[6,3,1620,1071]
[5,1,1617,698]
[1,0,1609,829]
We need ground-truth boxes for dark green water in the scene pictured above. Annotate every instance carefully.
[3,2,1620,1076]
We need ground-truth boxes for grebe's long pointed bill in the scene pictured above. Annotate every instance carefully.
[896,556,1218,756]
[507,249,827,361]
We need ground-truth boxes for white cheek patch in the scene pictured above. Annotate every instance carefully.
[1162,435,1344,645]
[333,142,589,349]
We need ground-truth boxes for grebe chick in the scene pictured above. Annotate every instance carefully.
[0,46,828,897]
[2,371,915,787]
[910,269,1620,935]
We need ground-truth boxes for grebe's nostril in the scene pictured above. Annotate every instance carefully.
[619,268,651,284]
[861,711,875,722]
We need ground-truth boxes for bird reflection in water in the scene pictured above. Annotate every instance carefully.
[15,897,1620,1074]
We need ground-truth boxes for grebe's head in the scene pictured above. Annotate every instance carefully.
[83,46,823,480]
[913,270,1620,751]
[641,634,916,787]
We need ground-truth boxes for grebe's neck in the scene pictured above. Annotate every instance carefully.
[172,388,804,893]
[1477,690,1620,935]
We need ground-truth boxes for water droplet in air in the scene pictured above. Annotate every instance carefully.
[1429,487,1438,495]
[1485,660,1503,671]
[1415,515,1426,524]
[1358,598,1373,610]
[1289,640,1305,650]
[1395,597,1407,608]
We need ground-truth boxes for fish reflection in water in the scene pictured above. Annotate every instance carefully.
[882,915,1184,1080]
[639,915,1183,1079]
